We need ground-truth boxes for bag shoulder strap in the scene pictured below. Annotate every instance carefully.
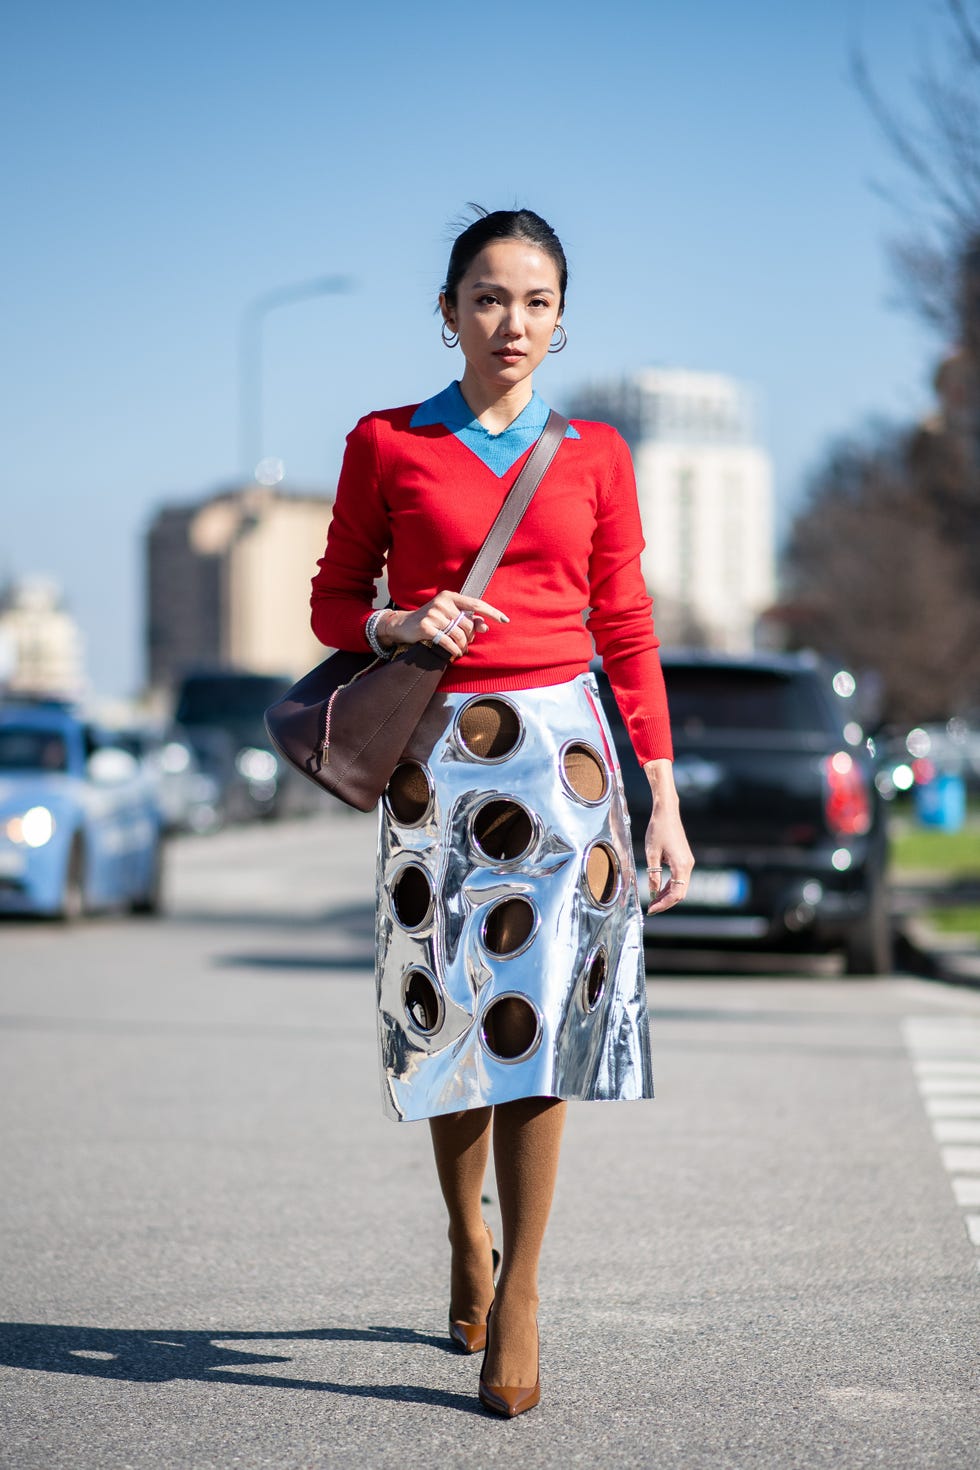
[459,409,569,599]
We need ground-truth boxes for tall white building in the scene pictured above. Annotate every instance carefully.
[0,578,87,699]
[568,369,774,651]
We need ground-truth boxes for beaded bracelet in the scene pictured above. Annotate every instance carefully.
[365,609,395,660]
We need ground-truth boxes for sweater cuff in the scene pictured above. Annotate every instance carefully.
[628,714,674,766]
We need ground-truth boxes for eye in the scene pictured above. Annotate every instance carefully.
[529,297,551,309]
[476,293,500,306]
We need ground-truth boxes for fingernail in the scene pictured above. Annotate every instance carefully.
[499,613,510,623]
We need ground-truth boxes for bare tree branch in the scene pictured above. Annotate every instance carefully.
[948,0,980,69]
[780,3,980,716]
[851,0,980,331]
[850,50,971,228]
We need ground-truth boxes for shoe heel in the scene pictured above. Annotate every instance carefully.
[447,1222,496,1354]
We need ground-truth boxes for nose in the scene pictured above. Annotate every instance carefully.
[500,304,523,338]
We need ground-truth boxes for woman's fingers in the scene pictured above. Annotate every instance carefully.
[392,592,508,658]
[645,826,695,915]
[437,609,473,658]
[645,852,672,915]
[456,594,509,625]
[425,593,507,658]
[647,872,690,914]
[423,600,466,658]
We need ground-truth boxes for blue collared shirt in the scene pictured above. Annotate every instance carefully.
[409,380,579,477]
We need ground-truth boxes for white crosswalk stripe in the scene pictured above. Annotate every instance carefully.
[925,1097,980,1117]
[932,1120,980,1142]
[941,1147,980,1172]
[903,1017,980,1268]
[919,1077,980,1094]
[913,1061,980,1076]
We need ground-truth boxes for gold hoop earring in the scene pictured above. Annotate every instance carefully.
[548,324,567,354]
[441,322,459,349]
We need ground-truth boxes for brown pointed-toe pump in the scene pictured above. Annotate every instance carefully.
[449,1317,489,1353]
[448,1222,501,1354]
[477,1305,541,1419]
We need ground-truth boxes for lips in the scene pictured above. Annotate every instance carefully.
[494,349,526,360]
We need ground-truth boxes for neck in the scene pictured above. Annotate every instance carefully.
[457,371,535,434]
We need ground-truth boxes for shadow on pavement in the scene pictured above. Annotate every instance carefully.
[172,899,375,954]
[645,945,845,978]
[205,901,375,972]
[212,952,373,972]
[0,1321,483,1413]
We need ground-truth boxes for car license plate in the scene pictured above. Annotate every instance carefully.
[640,867,749,908]
[685,869,749,907]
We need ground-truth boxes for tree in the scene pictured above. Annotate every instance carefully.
[783,425,980,725]
[852,0,980,339]
[779,2,980,723]
[853,0,980,476]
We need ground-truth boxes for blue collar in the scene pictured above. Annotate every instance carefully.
[410,381,578,477]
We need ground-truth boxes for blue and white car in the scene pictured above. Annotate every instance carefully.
[0,703,165,918]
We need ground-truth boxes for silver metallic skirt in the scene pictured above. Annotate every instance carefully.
[376,673,653,1122]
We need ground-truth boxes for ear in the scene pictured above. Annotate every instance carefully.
[438,292,455,328]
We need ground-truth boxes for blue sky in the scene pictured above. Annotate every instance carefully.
[1,0,948,696]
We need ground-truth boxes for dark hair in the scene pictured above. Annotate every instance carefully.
[442,206,568,311]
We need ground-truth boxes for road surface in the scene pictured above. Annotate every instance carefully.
[1,812,978,1468]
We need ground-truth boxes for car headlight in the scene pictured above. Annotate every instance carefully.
[5,806,56,847]
[235,747,278,782]
[160,741,191,774]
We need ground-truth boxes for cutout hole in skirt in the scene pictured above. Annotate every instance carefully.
[481,993,541,1062]
[482,896,536,956]
[471,798,535,863]
[584,842,621,907]
[583,949,608,1012]
[561,742,609,804]
[402,968,443,1035]
[391,863,434,930]
[456,698,523,761]
[385,761,433,826]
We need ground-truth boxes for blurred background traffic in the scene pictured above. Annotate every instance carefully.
[1,0,978,970]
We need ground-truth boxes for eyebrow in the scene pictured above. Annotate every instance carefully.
[470,281,556,295]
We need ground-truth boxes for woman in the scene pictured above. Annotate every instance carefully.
[310,207,693,1418]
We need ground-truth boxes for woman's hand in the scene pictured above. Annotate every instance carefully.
[377,592,508,661]
[643,758,695,914]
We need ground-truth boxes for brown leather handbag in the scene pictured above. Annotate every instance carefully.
[264,410,569,812]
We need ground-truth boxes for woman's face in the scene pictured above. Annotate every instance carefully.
[441,238,563,396]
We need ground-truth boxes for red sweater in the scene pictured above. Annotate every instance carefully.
[310,405,673,763]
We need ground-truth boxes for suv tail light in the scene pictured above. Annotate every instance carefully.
[823,751,872,836]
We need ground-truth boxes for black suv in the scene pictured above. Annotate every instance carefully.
[595,652,891,974]
[174,669,320,822]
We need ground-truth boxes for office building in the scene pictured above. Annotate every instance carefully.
[0,578,86,699]
[567,369,775,650]
[145,483,332,693]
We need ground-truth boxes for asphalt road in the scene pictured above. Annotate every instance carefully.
[1,813,978,1470]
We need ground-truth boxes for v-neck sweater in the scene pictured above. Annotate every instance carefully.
[408,379,580,475]
[310,402,673,763]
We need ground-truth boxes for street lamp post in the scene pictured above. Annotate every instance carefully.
[238,275,355,482]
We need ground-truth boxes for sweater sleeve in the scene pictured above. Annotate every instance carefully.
[310,414,391,651]
[586,429,674,763]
